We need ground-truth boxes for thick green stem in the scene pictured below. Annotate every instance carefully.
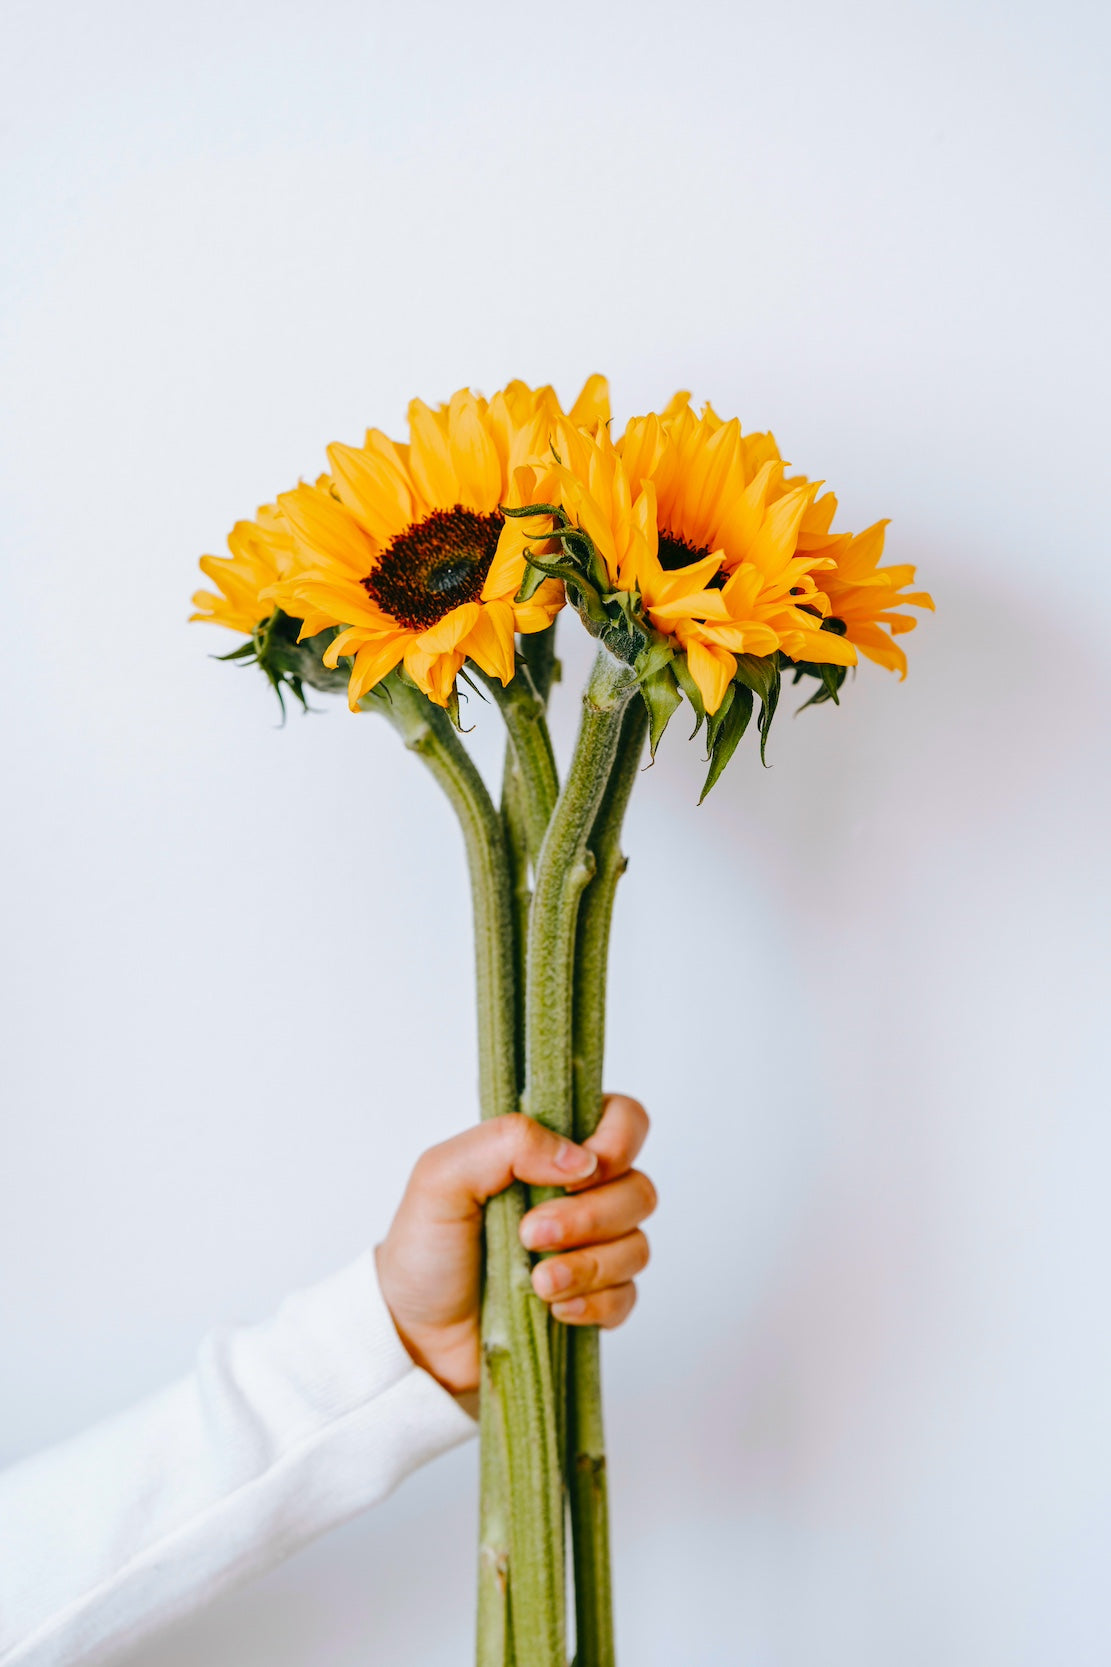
[522,621,560,705]
[520,649,638,1657]
[371,677,561,1667]
[525,649,638,1145]
[567,697,648,1667]
[477,663,560,864]
[375,681,517,1125]
[483,650,561,1091]
[501,754,532,1097]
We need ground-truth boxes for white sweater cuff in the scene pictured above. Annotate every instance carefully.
[0,1250,477,1667]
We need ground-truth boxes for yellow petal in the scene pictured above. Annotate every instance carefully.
[407,398,460,507]
[568,374,611,430]
[327,436,414,545]
[448,392,504,511]
[323,626,370,667]
[279,484,374,579]
[404,641,466,705]
[513,589,564,634]
[417,601,482,654]
[348,633,408,707]
[682,635,735,716]
[483,517,538,601]
[462,598,517,684]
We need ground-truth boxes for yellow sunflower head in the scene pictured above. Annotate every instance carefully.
[510,414,855,713]
[505,394,931,793]
[656,393,934,681]
[268,379,606,710]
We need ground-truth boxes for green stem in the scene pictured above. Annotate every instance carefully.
[476,662,560,864]
[483,651,561,1094]
[374,680,517,1126]
[522,620,560,705]
[520,649,638,1657]
[525,649,638,1145]
[501,753,531,1097]
[370,676,560,1667]
[567,696,648,1667]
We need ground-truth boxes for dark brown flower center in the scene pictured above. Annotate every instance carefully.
[657,528,725,588]
[362,506,502,631]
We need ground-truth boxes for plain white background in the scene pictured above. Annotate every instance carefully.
[2,0,1109,1661]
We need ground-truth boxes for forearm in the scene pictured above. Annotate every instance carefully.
[0,1252,475,1667]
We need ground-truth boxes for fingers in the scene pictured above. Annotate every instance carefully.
[552,1283,638,1329]
[566,1094,650,1192]
[520,1168,657,1251]
[531,1229,649,1302]
[411,1115,598,1220]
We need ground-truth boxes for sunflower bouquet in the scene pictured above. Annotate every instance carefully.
[193,377,931,1666]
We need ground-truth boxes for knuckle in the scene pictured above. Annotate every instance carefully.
[627,1097,650,1136]
[502,1112,533,1154]
[632,1171,658,1217]
[630,1230,650,1272]
[412,1143,445,1186]
[571,1197,599,1240]
[601,1283,637,1328]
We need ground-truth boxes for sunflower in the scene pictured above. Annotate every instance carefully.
[793,498,934,675]
[191,501,298,635]
[516,414,856,715]
[268,380,606,709]
[657,395,933,675]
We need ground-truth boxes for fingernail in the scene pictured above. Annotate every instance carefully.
[533,1260,572,1298]
[555,1141,598,1177]
[520,1213,563,1250]
[552,1297,587,1320]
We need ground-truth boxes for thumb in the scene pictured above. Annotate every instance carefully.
[413,1114,598,1218]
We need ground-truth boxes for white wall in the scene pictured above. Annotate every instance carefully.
[2,1,1109,1661]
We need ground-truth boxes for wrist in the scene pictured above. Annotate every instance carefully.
[374,1244,479,1396]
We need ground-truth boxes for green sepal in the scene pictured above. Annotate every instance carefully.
[734,653,781,764]
[704,681,735,754]
[636,637,675,683]
[789,652,850,711]
[517,560,551,603]
[445,684,466,731]
[639,663,683,758]
[546,527,610,597]
[699,683,754,802]
[785,617,851,711]
[217,610,349,717]
[499,500,565,521]
[670,652,706,736]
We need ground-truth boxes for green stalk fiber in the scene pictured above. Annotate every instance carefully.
[567,697,648,1667]
[373,677,562,1667]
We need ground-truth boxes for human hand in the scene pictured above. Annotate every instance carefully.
[375,1095,655,1395]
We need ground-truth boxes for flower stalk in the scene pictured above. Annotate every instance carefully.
[567,696,648,1667]
[524,649,639,1147]
[371,675,562,1667]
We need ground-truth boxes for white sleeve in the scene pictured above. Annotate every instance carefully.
[0,1249,477,1667]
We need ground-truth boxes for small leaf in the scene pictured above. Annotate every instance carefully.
[700,684,754,802]
[639,665,682,757]
[733,652,779,705]
[216,638,258,663]
[704,682,736,756]
[671,653,706,735]
[499,500,567,522]
[732,652,781,761]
